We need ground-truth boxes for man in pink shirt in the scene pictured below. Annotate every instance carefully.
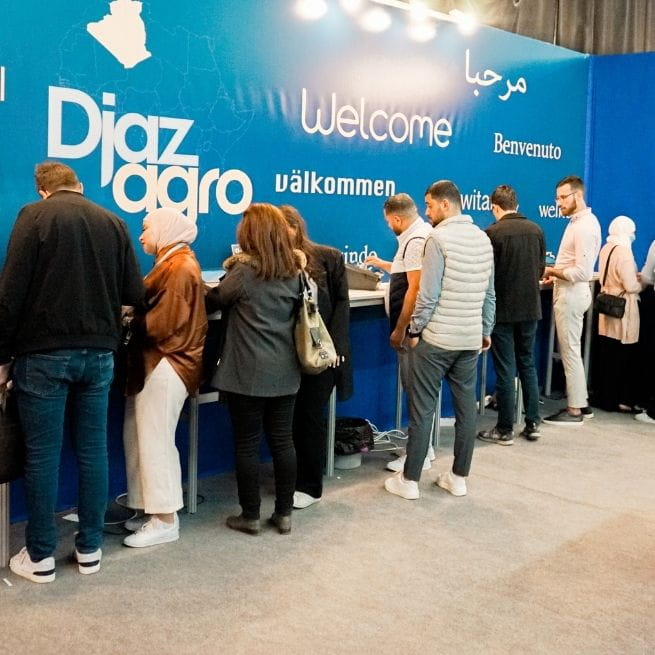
[543,175,601,425]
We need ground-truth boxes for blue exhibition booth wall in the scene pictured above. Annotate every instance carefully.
[3,1,642,520]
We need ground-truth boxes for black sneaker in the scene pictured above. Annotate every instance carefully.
[477,426,514,445]
[543,409,583,426]
[520,421,541,441]
[581,406,594,418]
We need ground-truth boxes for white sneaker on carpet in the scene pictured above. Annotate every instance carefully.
[293,491,321,509]
[384,472,419,500]
[123,514,179,548]
[435,471,467,497]
[386,453,431,473]
[74,548,102,575]
[124,514,149,532]
[635,412,655,425]
[9,547,55,584]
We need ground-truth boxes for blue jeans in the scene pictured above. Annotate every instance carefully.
[13,349,114,560]
[405,340,479,481]
[491,321,540,432]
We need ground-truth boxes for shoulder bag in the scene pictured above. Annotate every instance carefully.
[594,246,626,319]
[295,272,338,375]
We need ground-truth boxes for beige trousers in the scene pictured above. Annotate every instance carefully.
[124,358,188,514]
[553,281,592,409]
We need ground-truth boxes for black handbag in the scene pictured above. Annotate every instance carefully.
[594,246,626,319]
[0,387,25,484]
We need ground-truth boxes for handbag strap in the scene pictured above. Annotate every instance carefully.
[601,246,618,290]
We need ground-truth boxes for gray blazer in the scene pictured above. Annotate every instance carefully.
[209,258,301,397]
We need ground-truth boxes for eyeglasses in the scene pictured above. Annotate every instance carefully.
[555,191,577,202]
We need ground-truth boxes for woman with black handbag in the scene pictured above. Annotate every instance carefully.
[592,216,641,412]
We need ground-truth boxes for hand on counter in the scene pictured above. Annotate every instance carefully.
[364,255,391,273]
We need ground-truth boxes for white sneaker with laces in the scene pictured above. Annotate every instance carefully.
[9,547,56,583]
[386,453,432,473]
[293,491,321,509]
[435,470,467,497]
[74,548,102,575]
[123,514,179,548]
[635,412,655,425]
[384,472,420,500]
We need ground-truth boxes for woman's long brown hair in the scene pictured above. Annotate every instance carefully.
[279,204,322,282]
[237,203,298,280]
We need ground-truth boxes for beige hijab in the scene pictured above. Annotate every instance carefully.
[145,207,197,253]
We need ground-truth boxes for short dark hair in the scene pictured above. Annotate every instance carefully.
[383,193,418,220]
[490,185,518,211]
[425,180,461,209]
[34,161,80,193]
[556,175,584,193]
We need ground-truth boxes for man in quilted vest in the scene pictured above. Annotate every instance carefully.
[384,180,495,500]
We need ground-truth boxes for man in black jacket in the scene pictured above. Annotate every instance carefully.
[0,161,143,583]
[477,185,545,445]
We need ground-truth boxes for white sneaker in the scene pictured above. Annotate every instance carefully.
[386,453,432,473]
[293,491,321,509]
[123,514,179,548]
[124,514,149,531]
[384,472,420,500]
[635,412,655,425]
[435,471,467,497]
[74,548,102,575]
[9,547,56,584]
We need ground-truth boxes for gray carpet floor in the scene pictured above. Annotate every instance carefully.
[1,403,654,655]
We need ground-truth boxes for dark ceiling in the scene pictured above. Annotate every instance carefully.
[424,0,655,55]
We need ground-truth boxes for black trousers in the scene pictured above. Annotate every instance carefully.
[292,369,336,499]
[224,392,297,520]
[592,336,638,411]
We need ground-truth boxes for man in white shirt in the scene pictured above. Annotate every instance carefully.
[543,175,601,425]
[366,193,433,471]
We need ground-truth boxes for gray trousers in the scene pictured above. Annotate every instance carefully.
[404,339,479,481]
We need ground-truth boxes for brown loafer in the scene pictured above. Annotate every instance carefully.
[267,513,292,535]
[226,514,260,535]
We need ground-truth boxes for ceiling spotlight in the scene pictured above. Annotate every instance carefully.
[449,8,478,35]
[407,20,436,42]
[360,6,392,32]
[339,0,362,14]
[408,1,429,22]
[295,0,328,21]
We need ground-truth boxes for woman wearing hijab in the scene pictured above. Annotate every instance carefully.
[122,207,207,547]
[206,203,304,535]
[592,215,641,412]
[280,205,352,509]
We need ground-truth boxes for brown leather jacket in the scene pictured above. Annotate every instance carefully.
[127,243,208,395]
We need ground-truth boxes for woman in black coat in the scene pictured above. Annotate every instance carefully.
[280,205,353,508]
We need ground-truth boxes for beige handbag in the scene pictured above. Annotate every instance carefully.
[294,272,338,374]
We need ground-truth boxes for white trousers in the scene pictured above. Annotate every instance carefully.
[553,281,592,409]
[124,358,187,514]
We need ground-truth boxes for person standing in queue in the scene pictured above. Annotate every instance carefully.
[543,175,601,425]
[122,207,208,548]
[365,193,434,472]
[0,161,143,583]
[280,205,352,510]
[206,203,304,535]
